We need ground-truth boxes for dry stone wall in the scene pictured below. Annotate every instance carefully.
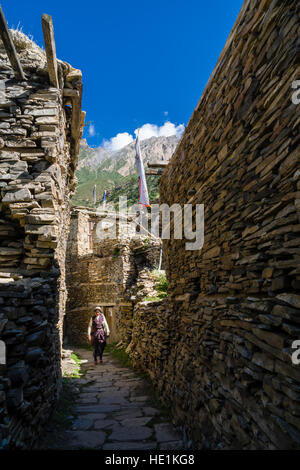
[121,0,300,450]
[0,31,83,448]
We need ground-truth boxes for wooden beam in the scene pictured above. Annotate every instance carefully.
[63,88,79,98]
[71,86,82,141]
[69,81,83,173]
[147,161,169,169]
[41,14,59,88]
[145,169,164,176]
[79,111,86,139]
[0,5,25,80]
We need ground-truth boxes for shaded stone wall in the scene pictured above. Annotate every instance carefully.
[65,208,161,346]
[120,0,300,450]
[0,32,83,448]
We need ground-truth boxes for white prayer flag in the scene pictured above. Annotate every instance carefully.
[135,134,150,207]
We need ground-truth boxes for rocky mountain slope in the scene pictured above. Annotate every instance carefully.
[72,135,179,208]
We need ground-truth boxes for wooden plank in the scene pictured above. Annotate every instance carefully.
[69,81,83,173]
[63,88,79,98]
[71,87,82,141]
[0,5,25,80]
[147,161,169,168]
[41,14,59,88]
[79,111,86,139]
[145,169,164,176]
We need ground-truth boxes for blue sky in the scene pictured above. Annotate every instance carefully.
[3,0,244,149]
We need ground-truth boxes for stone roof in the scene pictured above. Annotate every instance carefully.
[0,29,47,72]
[0,29,82,83]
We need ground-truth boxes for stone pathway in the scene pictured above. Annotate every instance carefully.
[39,348,183,450]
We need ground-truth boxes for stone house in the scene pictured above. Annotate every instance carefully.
[0,25,84,448]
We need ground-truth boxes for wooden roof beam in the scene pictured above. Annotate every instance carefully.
[69,82,83,173]
[70,84,82,142]
[145,169,164,176]
[41,14,59,88]
[147,161,169,169]
[80,111,86,139]
[0,5,25,80]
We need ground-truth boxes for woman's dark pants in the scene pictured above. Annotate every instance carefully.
[93,340,106,361]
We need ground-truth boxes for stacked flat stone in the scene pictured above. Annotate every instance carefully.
[0,31,83,448]
[119,0,300,450]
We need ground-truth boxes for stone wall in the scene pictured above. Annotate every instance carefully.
[120,0,300,450]
[65,208,161,346]
[0,31,83,448]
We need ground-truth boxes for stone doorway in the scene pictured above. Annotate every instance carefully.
[102,306,117,344]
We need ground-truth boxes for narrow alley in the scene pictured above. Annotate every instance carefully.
[1,0,300,452]
[39,348,184,451]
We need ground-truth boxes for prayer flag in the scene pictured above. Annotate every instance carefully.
[92,184,97,206]
[135,134,150,207]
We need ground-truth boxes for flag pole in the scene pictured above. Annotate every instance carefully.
[135,130,150,208]
[92,184,97,208]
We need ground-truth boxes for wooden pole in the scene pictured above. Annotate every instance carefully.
[158,247,163,271]
[0,5,25,80]
[79,111,86,139]
[41,14,59,88]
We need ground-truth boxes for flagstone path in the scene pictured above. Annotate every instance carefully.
[39,348,184,450]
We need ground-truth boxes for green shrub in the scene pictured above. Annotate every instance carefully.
[113,247,120,258]
[144,269,168,301]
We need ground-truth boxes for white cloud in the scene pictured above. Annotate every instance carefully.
[135,121,184,141]
[103,132,134,151]
[102,121,185,152]
[88,124,95,137]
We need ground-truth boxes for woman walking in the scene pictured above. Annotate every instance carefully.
[88,306,110,365]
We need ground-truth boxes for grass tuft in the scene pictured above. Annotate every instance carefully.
[47,378,79,431]
[106,342,132,368]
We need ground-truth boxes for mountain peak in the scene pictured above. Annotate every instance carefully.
[73,134,179,208]
[78,134,179,172]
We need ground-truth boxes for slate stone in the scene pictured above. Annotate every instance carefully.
[99,396,129,406]
[26,330,45,346]
[131,395,150,403]
[94,419,118,430]
[119,417,152,427]
[111,409,143,420]
[71,418,94,431]
[75,404,121,413]
[61,430,106,449]
[154,423,181,443]
[25,347,44,363]
[77,396,98,404]
[2,188,32,202]
[76,413,107,421]
[109,426,153,441]
[103,441,157,450]
[158,440,184,450]
[142,407,160,416]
